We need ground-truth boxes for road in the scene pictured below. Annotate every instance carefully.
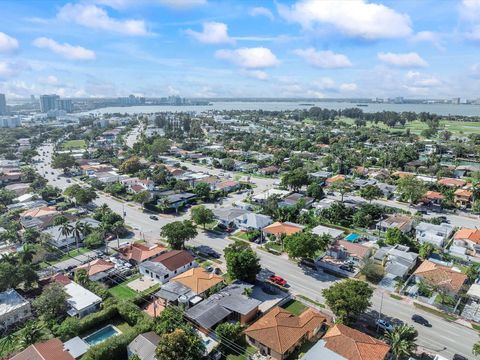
[33,143,478,359]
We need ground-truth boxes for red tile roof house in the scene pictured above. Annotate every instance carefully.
[438,177,467,188]
[258,165,279,176]
[244,306,327,360]
[452,228,480,256]
[413,260,468,297]
[215,180,240,193]
[10,338,75,360]
[454,189,473,208]
[117,242,167,265]
[75,259,116,282]
[301,324,390,360]
[139,250,196,284]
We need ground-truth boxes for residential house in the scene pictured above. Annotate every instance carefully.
[414,260,467,296]
[278,193,314,208]
[301,324,390,360]
[62,280,102,318]
[194,176,219,190]
[10,339,75,360]
[376,213,414,234]
[171,267,223,298]
[262,222,304,239]
[186,282,261,333]
[245,307,327,360]
[76,259,116,282]
[311,225,344,239]
[121,177,155,193]
[215,180,240,193]
[415,222,454,248]
[20,206,60,230]
[325,175,345,186]
[4,183,31,196]
[438,178,466,188]
[258,165,279,176]
[213,207,248,227]
[0,289,31,330]
[423,191,445,207]
[252,189,290,204]
[461,283,480,322]
[376,183,396,199]
[450,228,480,257]
[327,240,371,265]
[312,198,336,214]
[454,189,473,208]
[156,191,197,211]
[139,250,196,284]
[234,212,273,231]
[127,332,160,360]
[374,245,418,279]
[42,218,100,248]
[117,242,167,265]
[155,281,199,307]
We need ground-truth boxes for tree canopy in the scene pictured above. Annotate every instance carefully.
[224,240,261,283]
[161,220,198,249]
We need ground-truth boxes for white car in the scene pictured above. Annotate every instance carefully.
[376,319,394,332]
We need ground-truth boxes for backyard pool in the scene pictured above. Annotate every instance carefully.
[344,233,360,242]
[83,325,121,346]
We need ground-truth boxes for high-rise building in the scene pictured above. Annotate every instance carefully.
[39,94,60,113]
[56,99,74,113]
[0,94,7,115]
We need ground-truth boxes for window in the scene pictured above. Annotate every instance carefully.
[164,274,168,279]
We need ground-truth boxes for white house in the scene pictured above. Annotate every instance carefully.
[139,250,196,284]
[64,281,102,318]
[0,289,31,330]
[415,222,454,248]
[42,218,100,248]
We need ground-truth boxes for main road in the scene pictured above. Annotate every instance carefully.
[33,143,478,359]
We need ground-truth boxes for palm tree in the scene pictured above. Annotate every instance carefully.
[74,268,89,286]
[19,244,36,265]
[384,324,418,360]
[2,253,18,266]
[16,321,47,349]
[110,221,124,249]
[71,221,86,249]
[60,223,73,251]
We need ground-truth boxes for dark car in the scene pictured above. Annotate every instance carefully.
[411,314,431,327]
[149,215,159,221]
[340,264,354,272]
[453,354,469,360]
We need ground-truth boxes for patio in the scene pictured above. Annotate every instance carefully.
[127,276,157,292]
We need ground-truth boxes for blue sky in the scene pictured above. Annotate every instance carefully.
[0,0,480,99]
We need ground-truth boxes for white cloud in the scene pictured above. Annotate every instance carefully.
[339,83,358,92]
[242,69,269,80]
[249,7,274,20]
[158,0,206,8]
[39,75,59,85]
[0,32,19,54]
[405,71,441,87]
[215,47,280,69]
[278,0,412,39]
[57,3,148,36]
[377,52,428,68]
[33,37,96,60]
[186,22,234,44]
[0,61,25,79]
[93,0,206,9]
[410,31,445,51]
[313,77,357,92]
[460,0,480,20]
[294,48,352,68]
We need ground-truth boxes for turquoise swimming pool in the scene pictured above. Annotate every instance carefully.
[83,325,121,346]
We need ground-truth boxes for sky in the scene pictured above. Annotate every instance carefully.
[1,0,480,99]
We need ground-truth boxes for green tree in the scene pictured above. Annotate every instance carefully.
[474,341,480,357]
[83,230,104,249]
[19,244,36,264]
[155,306,185,334]
[322,279,373,324]
[360,259,384,283]
[466,264,480,282]
[284,232,330,260]
[60,222,73,249]
[385,228,412,247]
[418,242,434,260]
[33,282,68,322]
[64,184,97,205]
[190,205,214,229]
[330,179,353,202]
[133,190,151,208]
[155,328,205,360]
[193,182,211,200]
[0,189,16,206]
[215,322,245,350]
[396,176,426,204]
[52,153,76,172]
[16,320,48,349]
[221,158,235,171]
[74,268,89,286]
[359,185,384,203]
[224,240,261,283]
[281,168,310,192]
[55,316,81,341]
[119,156,143,174]
[306,182,324,200]
[161,220,198,249]
[384,324,418,360]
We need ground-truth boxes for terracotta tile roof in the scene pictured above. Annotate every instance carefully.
[151,250,195,271]
[392,171,415,178]
[172,267,223,294]
[334,240,370,259]
[119,243,167,263]
[454,188,473,198]
[438,178,467,187]
[244,307,327,355]
[262,221,304,236]
[51,273,71,285]
[323,324,390,360]
[21,206,58,218]
[326,175,346,184]
[76,259,115,276]
[216,180,239,190]
[454,228,480,243]
[423,191,445,200]
[10,338,75,360]
[413,260,467,293]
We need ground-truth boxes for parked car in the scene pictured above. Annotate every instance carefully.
[268,275,287,286]
[375,319,394,332]
[452,354,468,360]
[411,314,431,327]
[300,259,317,269]
[340,264,354,272]
[149,215,159,221]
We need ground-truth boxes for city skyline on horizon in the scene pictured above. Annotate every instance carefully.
[1,0,480,100]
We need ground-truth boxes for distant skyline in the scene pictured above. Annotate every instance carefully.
[1,0,480,99]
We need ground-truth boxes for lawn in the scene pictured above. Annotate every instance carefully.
[109,285,137,300]
[282,300,307,316]
[413,302,457,321]
[53,247,90,263]
[61,139,87,150]
[225,343,257,360]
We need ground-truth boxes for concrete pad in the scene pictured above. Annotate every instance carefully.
[127,276,156,292]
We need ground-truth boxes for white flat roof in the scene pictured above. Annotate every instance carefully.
[0,289,29,316]
[312,225,345,239]
[65,282,102,312]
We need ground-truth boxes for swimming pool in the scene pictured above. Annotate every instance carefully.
[83,325,121,346]
[344,233,360,242]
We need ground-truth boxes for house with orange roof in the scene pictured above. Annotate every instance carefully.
[10,338,75,360]
[171,267,223,297]
[75,259,116,282]
[325,175,346,185]
[413,260,467,296]
[392,171,415,178]
[244,306,327,360]
[117,242,167,265]
[262,221,304,239]
[451,228,480,256]
[20,206,60,229]
[438,177,467,188]
[454,188,473,208]
[423,191,445,206]
[301,324,390,360]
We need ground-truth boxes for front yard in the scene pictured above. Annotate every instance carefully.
[282,300,307,316]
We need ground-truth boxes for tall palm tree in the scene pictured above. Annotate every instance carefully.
[71,221,85,250]
[16,321,47,349]
[60,223,73,251]
[19,244,36,265]
[2,253,18,266]
[110,221,124,249]
[384,324,418,360]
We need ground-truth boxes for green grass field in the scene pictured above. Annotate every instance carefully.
[282,300,307,316]
[61,139,87,149]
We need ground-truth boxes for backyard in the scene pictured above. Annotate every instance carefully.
[108,274,160,300]
[282,299,307,316]
[61,139,87,150]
